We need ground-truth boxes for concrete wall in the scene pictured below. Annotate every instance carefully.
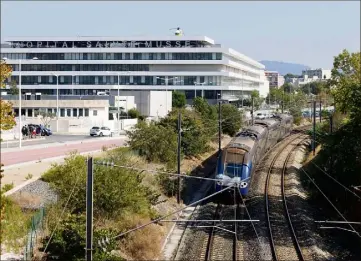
[149,91,171,117]
[0,117,138,138]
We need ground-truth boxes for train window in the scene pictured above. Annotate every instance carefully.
[225,163,242,178]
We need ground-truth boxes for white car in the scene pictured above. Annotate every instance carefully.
[255,113,266,119]
[90,126,112,137]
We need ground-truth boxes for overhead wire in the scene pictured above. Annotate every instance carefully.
[94,161,251,183]
[309,161,361,200]
[111,185,233,240]
[238,190,262,246]
[300,168,361,238]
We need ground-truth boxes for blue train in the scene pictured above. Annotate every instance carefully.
[215,114,293,197]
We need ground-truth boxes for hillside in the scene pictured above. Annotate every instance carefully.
[259,60,310,76]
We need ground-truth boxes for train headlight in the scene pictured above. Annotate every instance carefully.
[240,182,248,188]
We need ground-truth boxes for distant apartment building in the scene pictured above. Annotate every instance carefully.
[302,68,331,80]
[265,71,284,89]
[286,68,331,87]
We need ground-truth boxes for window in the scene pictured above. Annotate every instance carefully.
[73,108,78,117]
[60,108,65,117]
[79,108,83,117]
[93,110,98,116]
[66,109,71,117]
[27,109,33,117]
[85,108,89,117]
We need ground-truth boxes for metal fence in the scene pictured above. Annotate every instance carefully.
[24,207,46,261]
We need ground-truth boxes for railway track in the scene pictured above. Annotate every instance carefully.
[265,134,308,261]
[199,200,239,261]
[173,125,312,261]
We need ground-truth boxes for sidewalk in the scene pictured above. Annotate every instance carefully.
[1,138,127,167]
[1,136,127,153]
[2,150,107,191]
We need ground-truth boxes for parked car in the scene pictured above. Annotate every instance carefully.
[255,113,266,119]
[28,124,52,136]
[90,126,113,137]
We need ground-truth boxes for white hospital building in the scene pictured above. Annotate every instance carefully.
[1,36,269,121]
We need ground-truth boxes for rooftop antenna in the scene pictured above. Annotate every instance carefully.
[169,27,184,36]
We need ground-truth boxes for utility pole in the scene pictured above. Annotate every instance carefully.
[312,101,316,156]
[281,87,284,113]
[319,101,322,122]
[218,101,221,154]
[86,157,94,261]
[177,111,181,204]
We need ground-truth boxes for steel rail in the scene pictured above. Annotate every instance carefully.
[281,137,308,261]
[265,133,306,261]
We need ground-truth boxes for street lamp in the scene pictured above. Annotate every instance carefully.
[193,82,207,99]
[2,56,38,148]
[51,73,59,132]
[157,76,182,113]
[107,71,131,133]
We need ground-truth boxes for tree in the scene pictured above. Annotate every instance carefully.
[8,80,18,95]
[128,108,140,119]
[250,90,264,110]
[172,91,186,108]
[159,109,211,157]
[218,104,242,136]
[126,121,178,167]
[193,97,217,136]
[0,61,15,132]
[330,49,361,119]
[266,87,283,105]
[35,110,56,127]
[284,73,300,79]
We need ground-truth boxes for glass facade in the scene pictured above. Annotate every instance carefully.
[2,39,264,100]
[7,75,222,86]
[2,52,222,61]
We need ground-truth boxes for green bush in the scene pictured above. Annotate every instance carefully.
[42,213,125,261]
[128,108,140,119]
[1,183,14,193]
[42,153,154,218]
[2,198,33,252]
[156,172,178,197]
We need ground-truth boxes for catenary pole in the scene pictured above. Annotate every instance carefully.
[313,101,316,156]
[218,101,222,154]
[86,157,94,261]
[177,111,181,204]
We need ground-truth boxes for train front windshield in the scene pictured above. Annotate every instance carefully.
[225,163,242,178]
[224,149,247,178]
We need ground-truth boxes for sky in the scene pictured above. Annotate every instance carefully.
[1,1,360,68]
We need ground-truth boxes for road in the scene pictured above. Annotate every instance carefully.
[1,138,126,166]
[0,134,107,149]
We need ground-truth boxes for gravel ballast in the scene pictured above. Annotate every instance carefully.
[9,180,58,209]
